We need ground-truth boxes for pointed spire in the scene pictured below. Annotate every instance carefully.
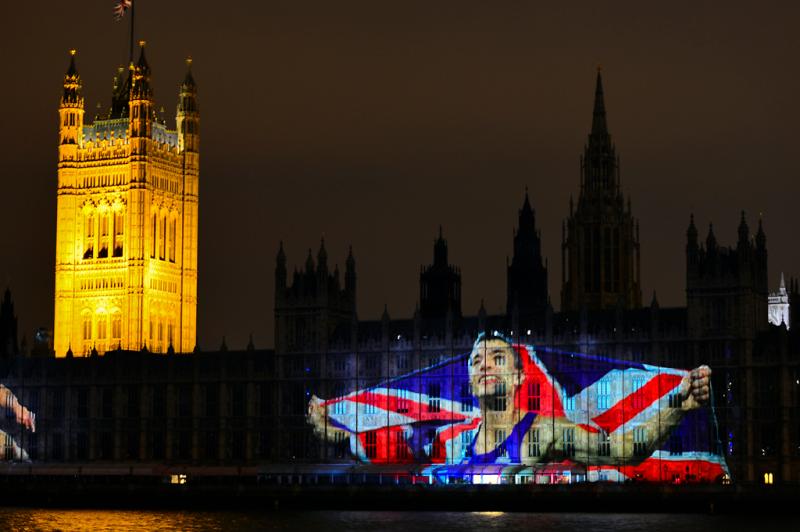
[650,290,659,309]
[433,226,448,266]
[247,333,255,351]
[66,344,74,358]
[136,40,150,71]
[591,67,608,137]
[687,213,698,245]
[276,241,286,263]
[131,41,152,101]
[756,216,766,249]
[182,57,196,89]
[220,336,228,352]
[62,49,82,105]
[317,237,328,268]
[738,210,749,245]
[381,304,390,322]
[66,49,78,77]
[522,186,532,213]
[346,245,355,270]
[706,223,717,250]
[780,272,787,295]
[305,248,315,272]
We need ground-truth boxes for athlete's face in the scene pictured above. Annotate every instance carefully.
[468,339,517,398]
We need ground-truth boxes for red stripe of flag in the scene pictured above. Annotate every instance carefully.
[592,373,683,434]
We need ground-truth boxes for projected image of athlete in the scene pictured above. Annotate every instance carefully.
[0,384,36,460]
[462,334,710,463]
[307,332,725,480]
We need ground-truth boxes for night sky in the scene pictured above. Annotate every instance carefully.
[1,1,798,350]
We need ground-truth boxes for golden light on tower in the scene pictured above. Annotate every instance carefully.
[53,44,199,356]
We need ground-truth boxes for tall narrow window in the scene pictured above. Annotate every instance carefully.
[111,313,122,340]
[98,214,109,258]
[82,315,92,341]
[84,214,95,259]
[597,379,611,410]
[494,429,507,457]
[527,428,540,457]
[150,213,157,258]
[527,381,541,412]
[332,384,347,416]
[563,427,575,457]
[460,383,473,412]
[563,395,575,412]
[598,430,611,457]
[113,212,124,257]
[169,218,176,262]
[395,431,409,460]
[427,382,441,413]
[365,431,377,459]
[159,215,167,260]
[396,388,409,414]
[461,431,473,459]
[633,427,648,456]
[493,382,507,411]
[97,314,107,340]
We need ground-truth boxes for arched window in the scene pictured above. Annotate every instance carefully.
[98,213,109,258]
[97,313,107,340]
[113,212,124,257]
[84,214,95,259]
[82,314,92,341]
[168,218,177,262]
[111,312,122,340]
[159,214,167,260]
[150,212,157,258]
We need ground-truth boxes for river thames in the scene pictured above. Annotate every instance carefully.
[0,509,793,531]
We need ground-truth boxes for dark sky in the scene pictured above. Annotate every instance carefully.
[1,1,798,350]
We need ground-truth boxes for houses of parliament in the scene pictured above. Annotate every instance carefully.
[53,43,199,358]
[0,48,798,487]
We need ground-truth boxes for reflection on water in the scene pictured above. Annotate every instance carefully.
[0,509,791,532]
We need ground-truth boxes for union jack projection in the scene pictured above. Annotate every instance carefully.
[114,0,132,20]
[309,334,730,484]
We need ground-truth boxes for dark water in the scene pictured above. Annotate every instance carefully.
[0,509,789,531]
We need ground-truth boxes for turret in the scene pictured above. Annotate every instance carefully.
[737,211,749,249]
[687,214,698,251]
[756,217,766,251]
[129,42,153,142]
[58,50,84,157]
[177,57,199,154]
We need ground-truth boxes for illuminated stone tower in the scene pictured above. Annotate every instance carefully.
[561,70,641,312]
[53,44,199,356]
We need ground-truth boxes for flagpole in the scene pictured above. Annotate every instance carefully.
[129,1,135,63]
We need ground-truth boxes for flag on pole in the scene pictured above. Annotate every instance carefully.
[114,0,132,21]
